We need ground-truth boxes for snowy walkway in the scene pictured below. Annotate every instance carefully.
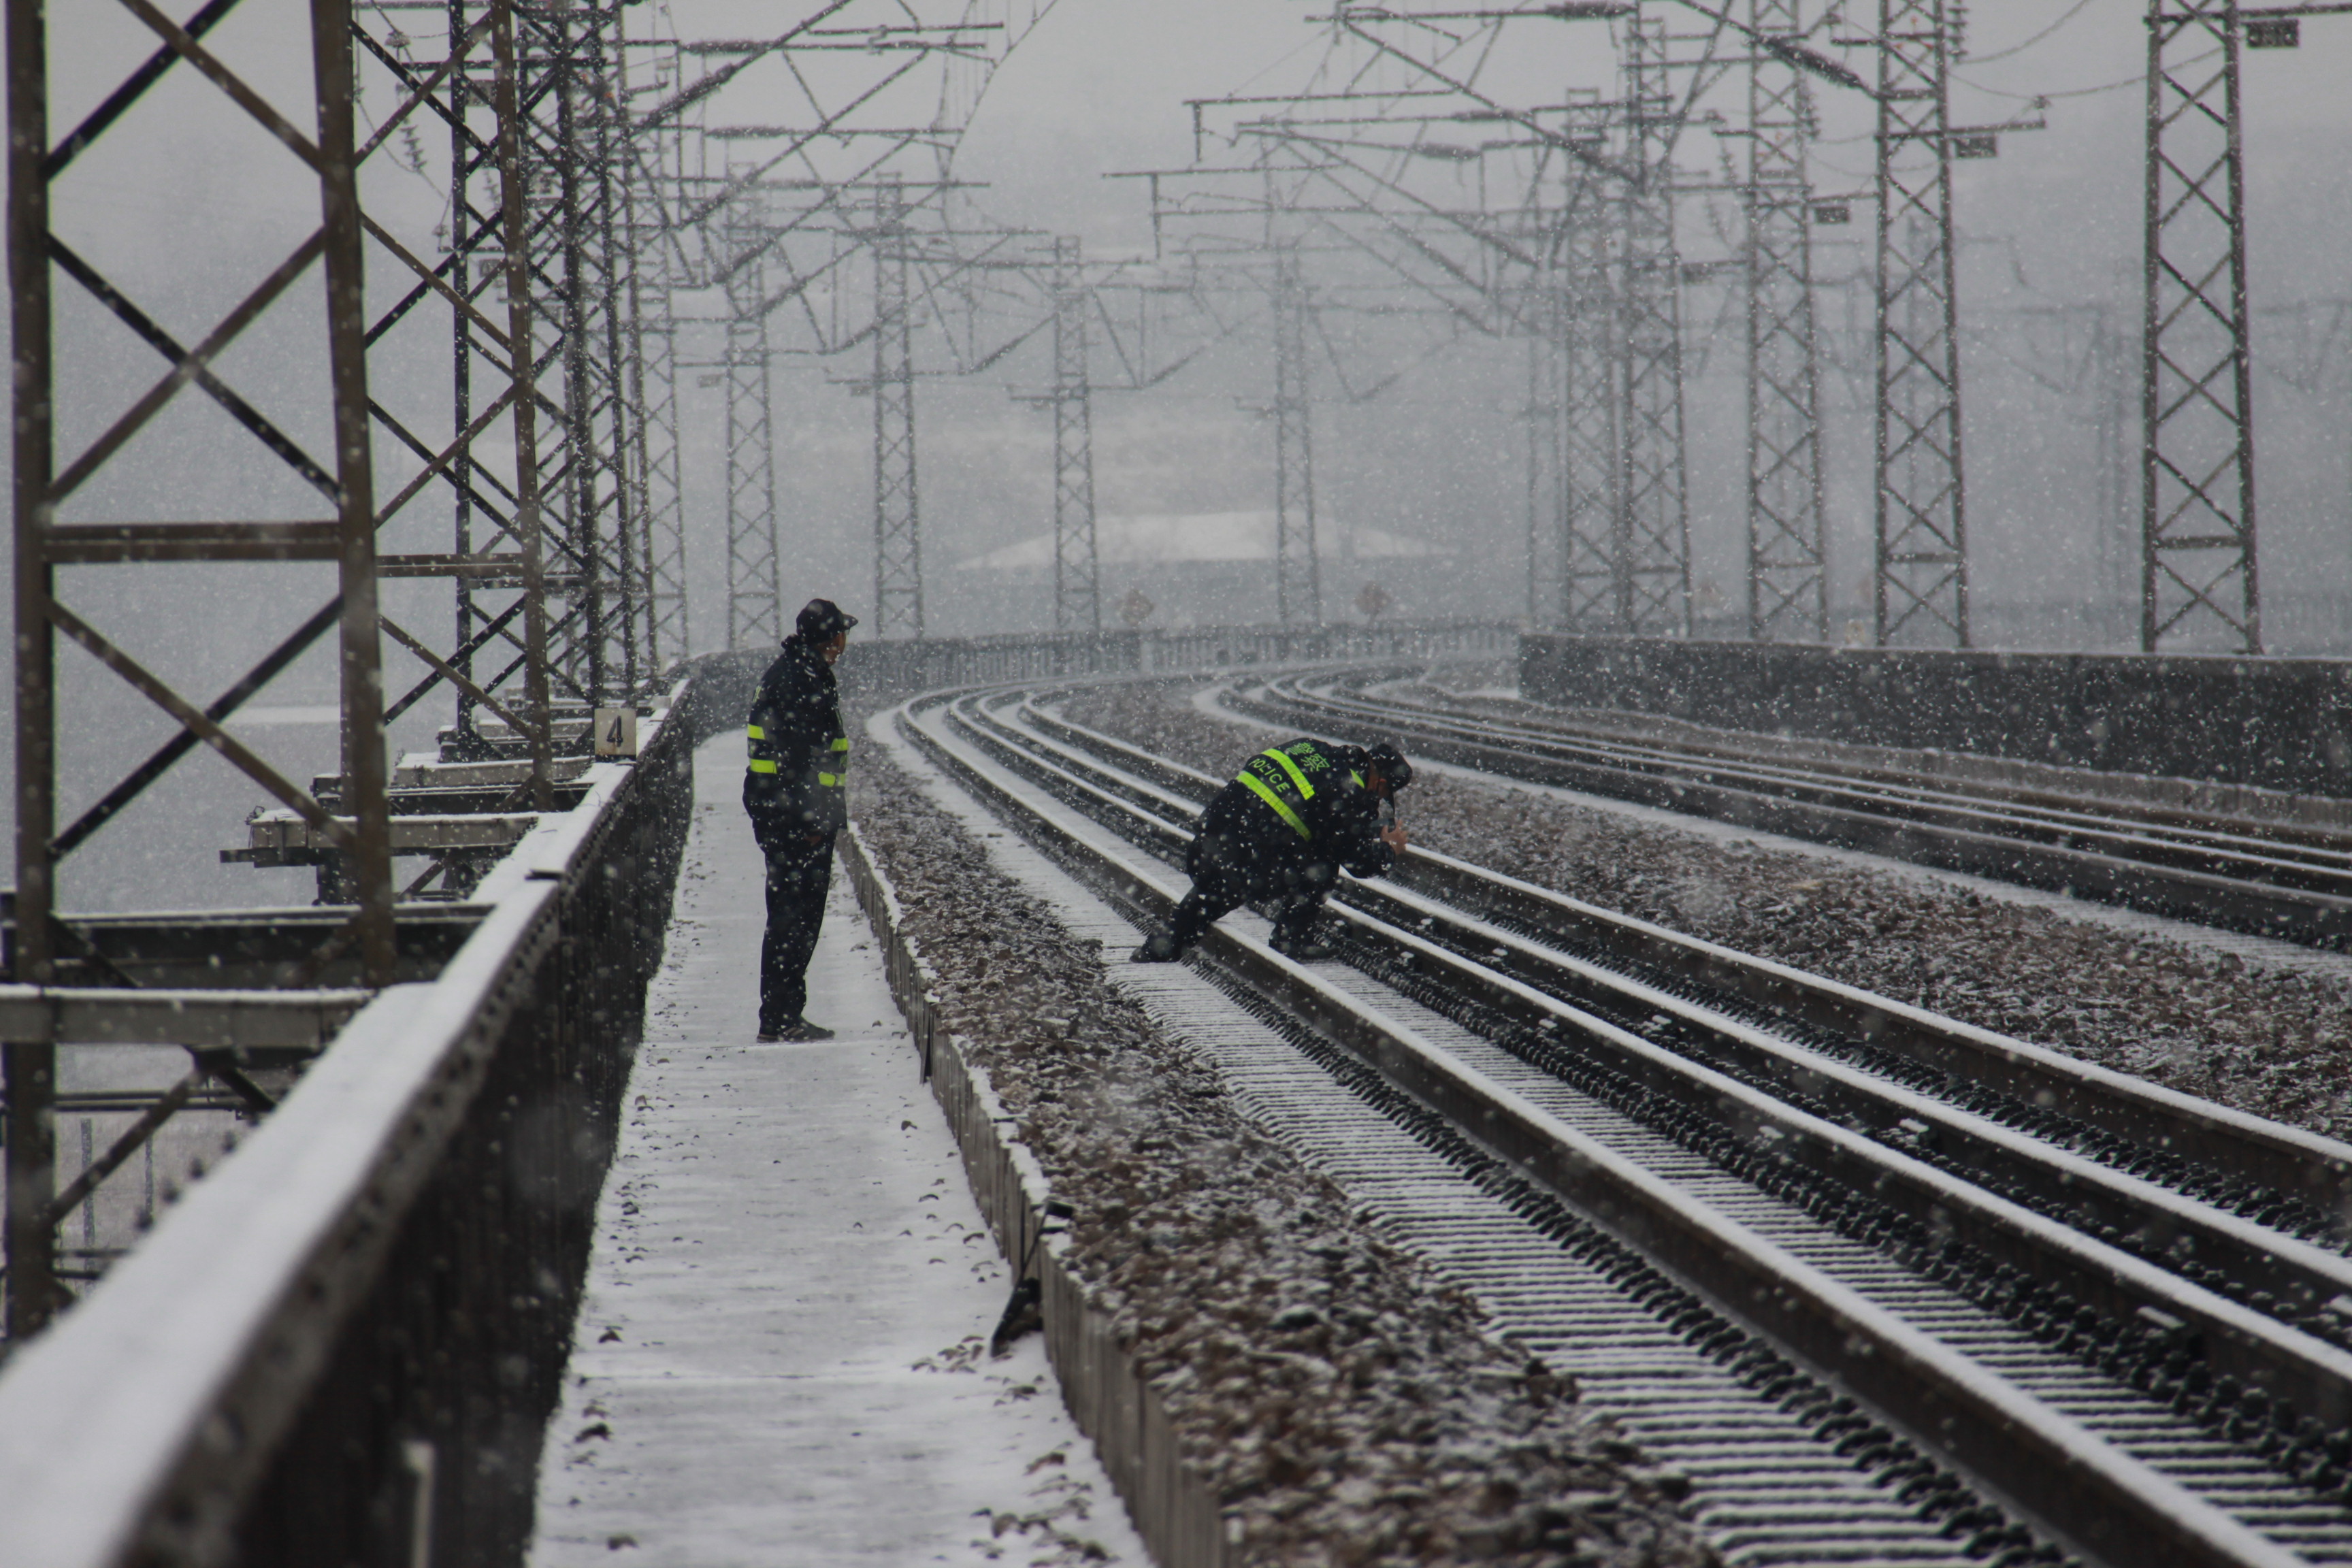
[528,734,1143,1567]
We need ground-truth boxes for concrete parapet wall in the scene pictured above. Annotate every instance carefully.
[1519,634,2352,798]
[838,823,1230,1568]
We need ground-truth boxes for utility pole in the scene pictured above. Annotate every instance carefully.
[1272,247,1321,627]
[722,194,783,649]
[1746,0,1829,642]
[1563,157,1623,633]
[2140,0,2258,651]
[872,174,924,639]
[1872,0,1968,647]
[1049,235,1101,633]
[1618,8,1693,636]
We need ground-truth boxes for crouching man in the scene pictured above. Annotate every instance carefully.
[1133,738,1412,963]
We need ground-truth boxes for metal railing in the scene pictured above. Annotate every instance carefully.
[0,695,691,1568]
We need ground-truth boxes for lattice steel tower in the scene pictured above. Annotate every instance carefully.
[723,196,783,649]
[1745,0,1829,642]
[872,176,925,639]
[2140,0,2259,651]
[1049,236,1101,633]
[1562,159,1624,632]
[1272,248,1321,626]
[1872,0,1967,647]
[1616,10,1694,636]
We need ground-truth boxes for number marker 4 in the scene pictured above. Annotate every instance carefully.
[594,706,639,759]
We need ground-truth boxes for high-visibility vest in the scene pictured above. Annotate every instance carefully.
[1234,740,1341,839]
[747,726,849,787]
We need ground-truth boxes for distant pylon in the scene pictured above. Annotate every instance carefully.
[1049,236,1101,633]
[1272,248,1321,627]
[872,175,925,639]
[1872,0,1969,647]
[723,196,783,650]
[1745,0,1829,642]
[2140,0,2259,651]
[1617,9,1693,636]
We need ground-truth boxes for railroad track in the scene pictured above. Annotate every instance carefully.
[889,680,2352,1568]
[1213,668,2352,951]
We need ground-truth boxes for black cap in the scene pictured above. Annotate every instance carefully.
[796,598,858,641]
[1365,740,1412,791]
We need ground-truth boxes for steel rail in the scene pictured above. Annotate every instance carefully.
[1322,671,2352,880]
[956,691,2352,1409]
[896,683,2315,1568]
[1224,670,2352,949]
[1009,691,2352,1228]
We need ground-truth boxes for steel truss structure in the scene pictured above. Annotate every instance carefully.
[1616,11,1695,636]
[1048,235,1102,633]
[722,193,785,649]
[1271,248,1323,627]
[5,0,406,1335]
[1871,0,1968,647]
[2140,0,2259,651]
[870,175,925,638]
[1744,0,1829,640]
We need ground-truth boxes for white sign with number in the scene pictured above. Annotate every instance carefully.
[593,706,639,758]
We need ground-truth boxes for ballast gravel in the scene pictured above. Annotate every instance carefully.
[845,740,1714,1568]
[1054,681,2352,1141]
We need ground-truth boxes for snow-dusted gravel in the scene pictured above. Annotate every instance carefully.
[1054,680,2352,1141]
[845,736,1713,1568]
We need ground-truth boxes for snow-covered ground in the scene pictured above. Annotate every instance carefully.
[527,735,1145,1567]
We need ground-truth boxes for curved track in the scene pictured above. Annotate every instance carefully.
[890,679,2352,1568]
[1215,668,2352,951]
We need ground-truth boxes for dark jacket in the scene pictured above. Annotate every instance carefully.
[1193,736,1392,879]
[743,637,847,840]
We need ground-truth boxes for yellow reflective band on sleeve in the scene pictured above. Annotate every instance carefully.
[746,724,766,740]
[747,759,779,774]
[1238,770,1312,838]
[831,738,850,751]
[817,772,844,787]
[1262,745,1317,802]
[1350,771,1364,789]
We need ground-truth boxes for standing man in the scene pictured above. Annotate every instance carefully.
[745,598,858,1042]
[1133,737,1412,963]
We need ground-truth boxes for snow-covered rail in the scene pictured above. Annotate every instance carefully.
[903,679,2352,1568]
[1229,667,2352,950]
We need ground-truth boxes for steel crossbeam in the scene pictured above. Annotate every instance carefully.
[1744,0,1829,642]
[1872,0,1969,647]
[2140,0,2259,651]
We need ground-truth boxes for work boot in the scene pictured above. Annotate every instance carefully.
[770,1017,836,1042]
[1269,924,1335,962]
[1130,931,1183,963]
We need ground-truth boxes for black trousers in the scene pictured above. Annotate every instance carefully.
[758,828,836,1033]
[1168,832,1335,953]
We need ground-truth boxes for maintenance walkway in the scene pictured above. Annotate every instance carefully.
[527,733,1143,1567]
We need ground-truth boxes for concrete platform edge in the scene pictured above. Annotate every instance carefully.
[836,823,1230,1568]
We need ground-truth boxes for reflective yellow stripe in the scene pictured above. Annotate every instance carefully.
[831,738,850,751]
[817,772,844,787]
[746,724,766,740]
[1239,770,1311,838]
[1262,746,1316,802]
[1350,771,1364,789]
[747,759,779,774]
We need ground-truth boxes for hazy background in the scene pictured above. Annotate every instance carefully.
[7,0,2351,913]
